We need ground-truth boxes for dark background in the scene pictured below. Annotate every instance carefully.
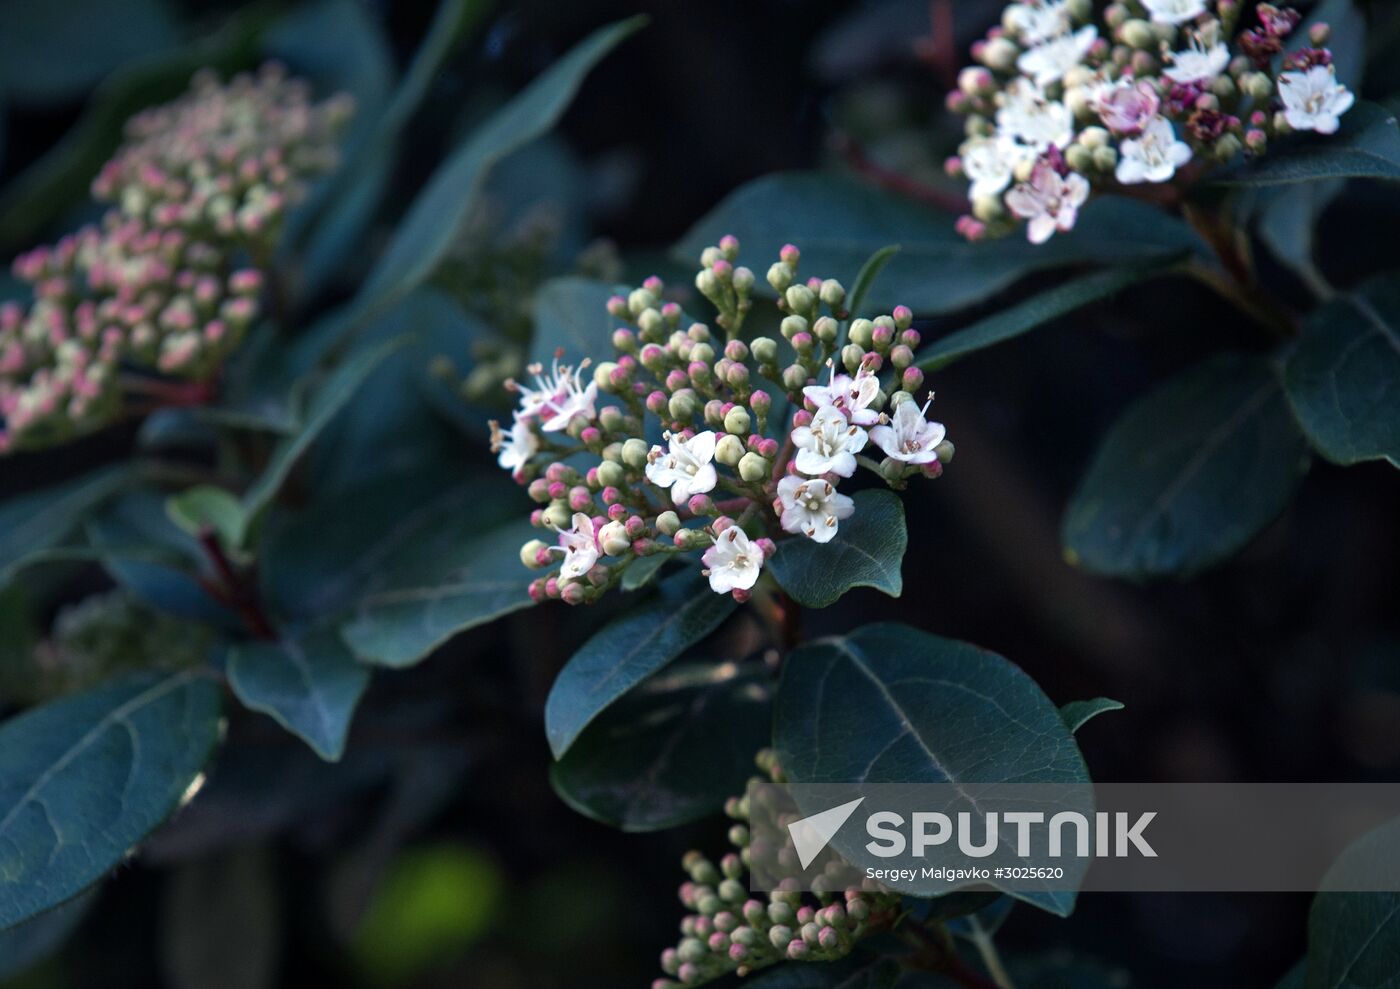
[3,1,1399,986]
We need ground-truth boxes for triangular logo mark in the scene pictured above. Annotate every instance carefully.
[787,797,865,869]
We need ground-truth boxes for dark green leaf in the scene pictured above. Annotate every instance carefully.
[545,570,738,759]
[846,244,901,320]
[228,630,370,762]
[0,888,97,979]
[774,623,1090,916]
[673,172,1202,315]
[917,263,1178,371]
[531,276,630,365]
[167,486,247,549]
[1216,102,1400,187]
[0,466,131,586]
[1306,818,1400,989]
[1285,279,1400,467]
[160,846,279,989]
[0,671,223,929]
[621,552,670,591]
[768,489,906,607]
[550,663,770,831]
[1278,961,1306,989]
[241,336,406,523]
[1060,698,1125,733]
[1063,354,1310,578]
[745,954,901,989]
[338,512,538,668]
[350,16,645,324]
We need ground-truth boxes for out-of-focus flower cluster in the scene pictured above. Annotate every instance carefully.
[491,236,954,603]
[0,65,351,453]
[946,1,1354,243]
[652,750,902,988]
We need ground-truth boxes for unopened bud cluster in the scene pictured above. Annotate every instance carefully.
[491,237,954,603]
[652,750,901,988]
[0,65,351,453]
[947,1,1354,243]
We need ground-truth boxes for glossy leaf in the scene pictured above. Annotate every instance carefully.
[1285,280,1400,467]
[846,244,901,320]
[351,16,645,323]
[768,489,906,607]
[545,571,738,759]
[774,623,1090,915]
[1063,354,1311,578]
[1216,102,1400,187]
[673,172,1202,315]
[228,631,370,762]
[0,466,131,586]
[0,671,223,929]
[1060,698,1125,733]
[917,263,1178,371]
[550,663,770,831]
[338,512,538,668]
[531,276,630,365]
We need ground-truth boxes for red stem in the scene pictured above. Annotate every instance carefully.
[197,529,277,640]
[831,132,968,214]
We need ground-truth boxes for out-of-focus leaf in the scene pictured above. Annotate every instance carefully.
[1060,698,1125,733]
[349,16,645,325]
[620,553,669,590]
[0,671,223,929]
[545,570,737,759]
[1063,354,1311,578]
[845,244,901,322]
[0,6,271,251]
[1284,278,1400,468]
[530,276,630,365]
[1306,817,1400,989]
[774,623,1090,915]
[550,663,770,831]
[767,489,907,607]
[0,465,131,586]
[745,953,901,988]
[228,630,369,762]
[1216,102,1400,187]
[917,262,1179,370]
[338,512,537,669]
[0,888,97,978]
[241,337,406,524]
[167,486,248,549]
[160,846,279,989]
[673,172,1203,315]
[0,0,180,104]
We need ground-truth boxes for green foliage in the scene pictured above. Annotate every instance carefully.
[531,276,631,364]
[1063,354,1311,578]
[1060,698,1125,733]
[1285,278,1400,467]
[1216,102,1400,187]
[744,954,901,988]
[550,663,770,831]
[774,623,1091,915]
[674,172,1202,314]
[545,570,738,758]
[1303,818,1400,989]
[0,466,132,586]
[0,671,223,929]
[768,489,907,607]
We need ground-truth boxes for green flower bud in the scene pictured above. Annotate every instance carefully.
[715,434,745,466]
[768,901,795,926]
[520,539,549,569]
[602,442,624,464]
[849,318,874,350]
[697,894,722,916]
[544,502,572,529]
[622,438,650,470]
[767,262,792,293]
[593,361,619,392]
[1120,18,1154,48]
[669,390,699,421]
[1080,126,1110,150]
[780,315,808,340]
[813,316,838,344]
[597,460,626,488]
[983,36,1018,71]
[657,511,682,536]
[819,279,845,307]
[842,344,865,373]
[1092,146,1119,172]
[1245,73,1275,101]
[769,925,793,949]
[695,269,718,298]
[691,342,715,365]
[628,288,657,317]
[781,365,808,392]
[879,457,908,485]
[1065,144,1094,174]
[723,407,751,435]
[677,938,707,964]
[934,439,955,463]
[1214,133,1243,161]
[700,246,722,268]
[738,452,769,483]
[733,266,755,293]
[718,879,745,903]
[751,337,778,364]
[784,284,815,314]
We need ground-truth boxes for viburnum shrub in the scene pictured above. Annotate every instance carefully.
[0,4,1396,987]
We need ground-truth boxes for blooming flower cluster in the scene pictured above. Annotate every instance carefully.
[0,65,351,453]
[946,1,1354,242]
[652,750,902,988]
[492,237,953,602]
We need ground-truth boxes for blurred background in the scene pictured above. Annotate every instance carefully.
[2,0,1399,986]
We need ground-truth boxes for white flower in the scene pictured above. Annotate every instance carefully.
[791,406,867,478]
[645,430,718,505]
[556,512,599,580]
[1094,78,1160,135]
[870,396,946,465]
[1005,1,1071,45]
[1005,158,1090,244]
[701,525,763,594]
[1279,66,1355,135]
[513,357,598,432]
[491,416,538,473]
[802,364,882,426]
[1016,26,1098,88]
[1140,0,1208,25]
[996,79,1074,152]
[1164,34,1230,84]
[960,136,1032,200]
[1115,117,1193,184]
[777,475,855,544]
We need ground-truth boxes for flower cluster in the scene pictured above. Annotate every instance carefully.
[945,1,1354,242]
[652,750,902,988]
[0,65,351,453]
[492,236,953,602]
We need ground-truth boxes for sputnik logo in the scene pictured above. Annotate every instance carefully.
[787,797,865,869]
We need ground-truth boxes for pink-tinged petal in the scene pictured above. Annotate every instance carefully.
[1028,215,1057,244]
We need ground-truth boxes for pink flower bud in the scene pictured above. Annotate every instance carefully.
[792,409,813,428]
